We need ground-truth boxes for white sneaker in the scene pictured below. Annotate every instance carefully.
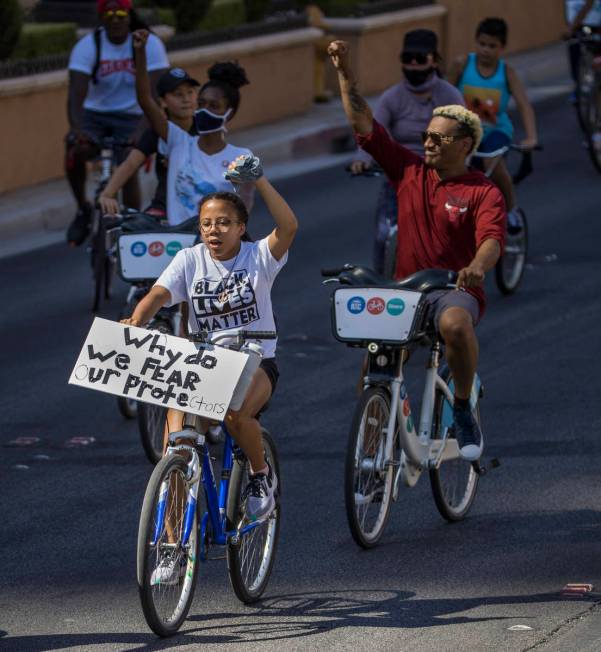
[242,463,278,522]
[150,552,181,586]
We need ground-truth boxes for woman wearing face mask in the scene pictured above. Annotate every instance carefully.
[133,29,254,226]
[349,29,465,275]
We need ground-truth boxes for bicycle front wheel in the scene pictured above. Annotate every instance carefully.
[344,386,395,549]
[226,429,281,603]
[495,208,528,295]
[429,370,480,522]
[138,402,167,464]
[137,454,200,637]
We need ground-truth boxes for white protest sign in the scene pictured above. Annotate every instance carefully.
[69,318,249,420]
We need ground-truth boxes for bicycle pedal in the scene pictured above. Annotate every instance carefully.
[207,552,227,561]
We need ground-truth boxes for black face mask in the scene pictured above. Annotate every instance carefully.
[403,67,435,88]
[193,108,231,134]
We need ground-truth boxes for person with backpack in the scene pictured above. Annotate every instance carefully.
[65,0,168,246]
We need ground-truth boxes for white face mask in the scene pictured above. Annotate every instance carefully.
[193,108,232,134]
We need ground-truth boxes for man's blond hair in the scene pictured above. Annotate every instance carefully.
[432,105,483,154]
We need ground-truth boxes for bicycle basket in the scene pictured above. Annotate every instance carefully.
[332,287,426,345]
[117,232,197,281]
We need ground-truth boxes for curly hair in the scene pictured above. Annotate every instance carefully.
[433,105,483,154]
[200,61,250,118]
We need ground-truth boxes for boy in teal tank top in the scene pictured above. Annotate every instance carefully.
[449,18,538,223]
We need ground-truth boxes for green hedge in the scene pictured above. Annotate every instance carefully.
[0,0,23,60]
[12,23,77,59]
[201,0,246,31]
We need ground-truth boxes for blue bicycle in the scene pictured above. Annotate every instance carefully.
[136,330,281,637]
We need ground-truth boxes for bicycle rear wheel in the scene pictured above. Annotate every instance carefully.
[344,386,395,548]
[226,429,281,603]
[91,211,105,313]
[117,396,138,419]
[584,78,601,173]
[429,370,480,522]
[495,208,528,295]
[138,402,167,464]
[137,454,200,637]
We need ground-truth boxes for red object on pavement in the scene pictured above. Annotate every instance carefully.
[560,583,594,596]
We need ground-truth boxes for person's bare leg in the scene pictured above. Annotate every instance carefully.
[438,306,478,400]
[225,368,272,472]
[122,173,141,210]
[65,144,91,209]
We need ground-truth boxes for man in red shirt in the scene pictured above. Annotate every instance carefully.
[329,40,505,461]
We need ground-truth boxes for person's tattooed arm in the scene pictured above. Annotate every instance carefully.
[328,40,373,136]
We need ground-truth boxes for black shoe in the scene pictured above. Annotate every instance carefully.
[67,203,92,246]
[453,405,483,461]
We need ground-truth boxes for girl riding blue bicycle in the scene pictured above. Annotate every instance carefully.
[122,155,298,523]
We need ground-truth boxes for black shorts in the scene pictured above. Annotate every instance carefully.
[425,289,480,332]
[260,358,279,396]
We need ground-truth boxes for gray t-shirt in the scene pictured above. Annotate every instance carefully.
[358,76,465,161]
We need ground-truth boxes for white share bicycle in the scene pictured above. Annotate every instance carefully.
[323,265,498,548]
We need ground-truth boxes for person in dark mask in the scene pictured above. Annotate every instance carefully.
[350,29,465,275]
[134,29,255,226]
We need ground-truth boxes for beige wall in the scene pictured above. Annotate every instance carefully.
[323,6,448,95]
[438,0,566,61]
[0,28,321,194]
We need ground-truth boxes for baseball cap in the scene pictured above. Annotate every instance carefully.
[97,0,132,13]
[157,68,201,97]
[402,29,438,54]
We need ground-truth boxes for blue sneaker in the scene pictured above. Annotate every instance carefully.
[453,405,483,461]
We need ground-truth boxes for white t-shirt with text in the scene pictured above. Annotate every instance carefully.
[155,238,287,359]
[69,29,168,115]
[165,122,252,226]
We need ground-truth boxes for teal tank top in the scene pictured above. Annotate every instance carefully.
[458,53,513,139]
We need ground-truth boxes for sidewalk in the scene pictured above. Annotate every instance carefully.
[0,41,572,259]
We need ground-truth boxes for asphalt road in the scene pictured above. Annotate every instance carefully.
[2,93,601,652]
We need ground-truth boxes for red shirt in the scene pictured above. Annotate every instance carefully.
[357,119,506,315]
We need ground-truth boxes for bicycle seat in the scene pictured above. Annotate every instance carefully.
[120,214,198,234]
[338,266,457,293]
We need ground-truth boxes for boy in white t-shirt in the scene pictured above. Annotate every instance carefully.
[66,0,168,246]
[122,156,298,540]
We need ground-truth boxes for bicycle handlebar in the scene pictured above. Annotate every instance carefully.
[188,330,277,345]
[345,163,384,178]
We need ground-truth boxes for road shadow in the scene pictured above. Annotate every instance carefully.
[3,588,599,650]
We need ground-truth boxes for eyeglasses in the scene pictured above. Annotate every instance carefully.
[102,9,129,19]
[401,51,429,65]
[421,130,461,147]
[199,218,240,232]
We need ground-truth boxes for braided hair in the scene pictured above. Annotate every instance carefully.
[200,62,250,118]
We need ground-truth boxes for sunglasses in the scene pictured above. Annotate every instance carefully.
[401,51,430,65]
[102,9,129,18]
[421,130,460,147]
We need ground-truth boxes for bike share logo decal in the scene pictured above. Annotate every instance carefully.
[402,399,411,417]
[406,415,414,433]
[148,241,165,257]
[166,241,182,256]
[386,298,405,316]
[400,382,407,399]
[131,241,147,257]
[367,297,385,315]
[347,296,365,314]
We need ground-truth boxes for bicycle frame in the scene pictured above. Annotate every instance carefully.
[151,422,263,560]
[368,341,480,490]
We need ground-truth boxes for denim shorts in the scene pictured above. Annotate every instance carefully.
[81,109,142,160]
[425,289,480,332]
